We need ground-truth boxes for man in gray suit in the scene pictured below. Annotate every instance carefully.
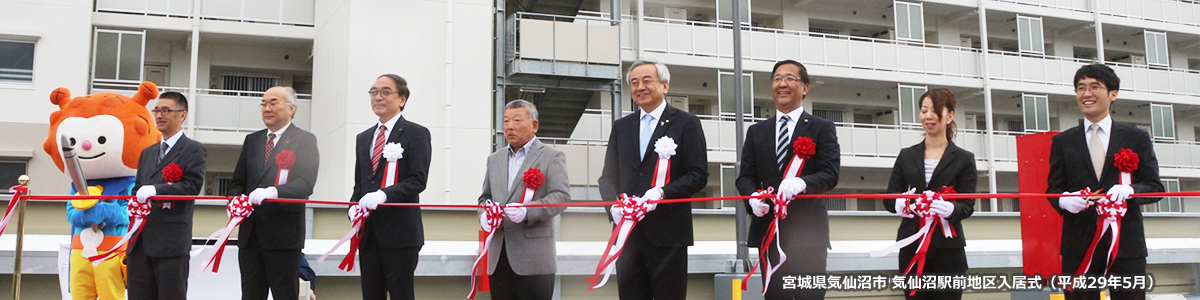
[478,99,570,300]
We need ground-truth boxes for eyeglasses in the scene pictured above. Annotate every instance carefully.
[1075,84,1108,94]
[151,108,185,115]
[368,89,395,97]
[772,76,802,84]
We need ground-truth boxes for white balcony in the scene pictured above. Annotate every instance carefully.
[1155,140,1200,169]
[89,82,312,135]
[95,0,315,26]
[995,0,1091,12]
[631,17,981,78]
[570,109,758,152]
[1099,0,1200,27]
[984,51,1200,98]
[835,123,1021,163]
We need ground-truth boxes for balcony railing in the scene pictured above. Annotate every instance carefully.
[1108,62,1200,97]
[89,81,312,132]
[996,0,1092,12]
[95,0,315,26]
[1099,0,1200,27]
[1155,140,1200,169]
[985,50,1091,87]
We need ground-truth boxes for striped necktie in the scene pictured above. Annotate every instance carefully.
[777,115,791,172]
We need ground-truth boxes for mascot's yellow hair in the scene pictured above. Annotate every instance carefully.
[43,82,162,172]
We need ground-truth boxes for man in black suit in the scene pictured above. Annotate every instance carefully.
[228,86,319,300]
[350,74,431,300]
[130,91,207,300]
[1047,63,1163,300]
[735,60,840,299]
[598,59,708,299]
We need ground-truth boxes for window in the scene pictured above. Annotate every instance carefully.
[720,165,737,209]
[1151,104,1175,139]
[894,1,925,42]
[898,84,927,125]
[813,109,844,123]
[718,71,753,117]
[1022,94,1050,132]
[221,74,280,93]
[1144,31,1168,66]
[0,41,34,85]
[1017,15,1044,54]
[92,29,145,82]
[1151,179,1182,212]
[716,0,751,24]
[0,162,27,192]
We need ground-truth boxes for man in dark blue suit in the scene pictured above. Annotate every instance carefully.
[1047,64,1163,300]
[598,59,709,299]
[736,60,840,299]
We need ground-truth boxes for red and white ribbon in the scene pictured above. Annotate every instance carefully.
[194,195,253,273]
[742,187,790,294]
[586,194,648,290]
[868,188,957,296]
[468,201,505,299]
[318,205,371,272]
[651,137,676,187]
[520,168,545,204]
[88,195,150,265]
[0,186,27,240]
[276,150,295,185]
[380,143,404,188]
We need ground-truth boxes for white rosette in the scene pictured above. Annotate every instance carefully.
[651,137,676,187]
[381,142,404,188]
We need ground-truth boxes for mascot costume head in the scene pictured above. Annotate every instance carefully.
[44,82,161,300]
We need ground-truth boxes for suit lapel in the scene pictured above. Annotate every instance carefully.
[929,144,957,190]
[641,106,676,164]
[909,142,928,189]
[1067,127,1100,185]
[374,118,407,177]
[1099,122,1125,184]
[157,135,188,171]
[760,118,783,178]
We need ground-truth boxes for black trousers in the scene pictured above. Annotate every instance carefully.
[359,232,421,300]
[896,246,968,300]
[1062,253,1147,300]
[760,241,828,300]
[616,227,688,300]
[127,242,189,300]
[489,245,555,300]
[239,236,301,300]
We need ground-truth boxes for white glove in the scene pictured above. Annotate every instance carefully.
[894,188,916,218]
[929,200,955,219]
[1107,184,1134,205]
[1059,191,1089,214]
[609,204,623,221]
[778,178,807,201]
[359,190,387,210]
[748,191,769,217]
[248,187,277,205]
[640,188,662,212]
[135,185,156,204]
[347,205,360,220]
[480,213,494,232]
[505,203,528,223]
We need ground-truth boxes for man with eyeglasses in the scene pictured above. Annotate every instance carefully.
[227,86,320,300]
[736,59,840,299]
[349,74,431,300]
[1047,63,1163,300]
[130,91,207,299]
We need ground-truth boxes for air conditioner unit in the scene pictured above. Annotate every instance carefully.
[1131,54,1146,65]
[665,7,686,20]
[667,95,688,109]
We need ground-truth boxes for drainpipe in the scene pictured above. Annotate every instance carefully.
[1092,0,1105,62]
[446,0,455,200]
[187,0,201,136]
[977,0,998,211]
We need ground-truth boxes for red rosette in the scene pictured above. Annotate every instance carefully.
[1113,148,1139,173]
[523,168,545,190]
[938,186,956,195]
[276,150,296,169]
[792,136,816,160]
[163,163,183,183]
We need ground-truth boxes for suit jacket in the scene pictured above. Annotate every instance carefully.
[132,134,206,257]
[478,139,569,276]
[1047,120,1163,258]
[227,126,319,250]
[351,116,431,248]
[598,104,708,247]
[883,141,977,249]
[736,111,840,249]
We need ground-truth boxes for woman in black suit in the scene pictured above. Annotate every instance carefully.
[884,88,977,299]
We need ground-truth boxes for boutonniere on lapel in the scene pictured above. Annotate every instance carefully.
[520,168,545,204]
[651,136,677,187]
[783,137,816,179]
[659,119,670,127]
[275,150,296,185]
[1114,148,1138,185]
[381,142,405,188]
[160,163,182,209]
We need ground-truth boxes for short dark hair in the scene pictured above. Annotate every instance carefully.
[919,88,958,141]
[771,60,809,84]
[1073,63,1120,91]
[378,74,411,110]
[158,91,188,111]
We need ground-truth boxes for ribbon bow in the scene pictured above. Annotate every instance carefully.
[1072,187,1127,285]
[468,201,505,299]
[318,205,372,272]
[869,187,957,296]
[586,194,649,290]
[87,195,150,265]
[742,187,791,294]
[194,195,254,273]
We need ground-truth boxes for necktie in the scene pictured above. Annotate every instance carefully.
[1089,124,1105,179]
[371,125,387,172]
[265,133,276,164]
[159,142,168,163]
[777,115,791,172]
[639,114,654,160]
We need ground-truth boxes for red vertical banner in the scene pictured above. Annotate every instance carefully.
[1016,131,1062,277]
[478,230,491,292]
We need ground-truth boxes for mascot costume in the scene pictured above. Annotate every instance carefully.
[43,82,161,300]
